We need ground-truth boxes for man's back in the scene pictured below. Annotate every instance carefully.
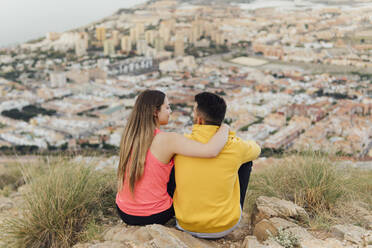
[173,124,261,235]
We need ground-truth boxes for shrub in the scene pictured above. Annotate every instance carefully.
[269,228,300,248]
[246,152,347,217]
[1,158,116,248]
[245,151,372,229]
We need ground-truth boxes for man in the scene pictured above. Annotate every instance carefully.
[173,92,261,238]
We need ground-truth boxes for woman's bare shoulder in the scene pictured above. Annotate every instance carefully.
[153,131,180,144]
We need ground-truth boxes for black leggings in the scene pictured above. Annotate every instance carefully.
[116,161,252,225]
[238,161,253,209]
[116,204,174,226]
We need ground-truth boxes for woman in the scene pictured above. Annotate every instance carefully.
[116,90,229,226]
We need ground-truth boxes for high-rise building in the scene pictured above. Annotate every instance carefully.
[215,31,225,45]
[121,36,132,53]
[112,30,120,46]
[204,22,213,38]
[154,36,165,52]
[104,39,115,56]
[145,30,157,46]
[96,27,106,44]
[46,32,61,41]
[130,27,137,44]
[136,23,145,37]
[136,34,147,55]
[75,32,88,56]
[174,32,184,57]
[130,23,145,44]
[159,26,171,45]
[191,20,204,43]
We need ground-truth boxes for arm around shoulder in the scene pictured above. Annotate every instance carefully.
[165,124,229,158]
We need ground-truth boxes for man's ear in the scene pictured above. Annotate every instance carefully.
[196,116,204,125]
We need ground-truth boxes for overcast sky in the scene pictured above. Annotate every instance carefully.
[0,0,147,47]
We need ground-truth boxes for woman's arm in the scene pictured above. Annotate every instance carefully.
[165,124,230,158]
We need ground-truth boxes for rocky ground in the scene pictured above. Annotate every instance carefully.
[70,196,372,248]
[2,188,370,247]
[1,156,371,247]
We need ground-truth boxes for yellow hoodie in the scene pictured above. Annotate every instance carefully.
[173,125,261,234]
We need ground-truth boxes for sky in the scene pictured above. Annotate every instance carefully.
[0,0,147,47]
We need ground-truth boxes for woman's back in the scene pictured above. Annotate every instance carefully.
[116,129,174,216]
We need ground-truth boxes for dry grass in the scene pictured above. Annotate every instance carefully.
[0,163,24,196]
[0,157,116,248]
[245,151,372,230]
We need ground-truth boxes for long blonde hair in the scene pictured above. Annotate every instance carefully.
[117,90,165,192]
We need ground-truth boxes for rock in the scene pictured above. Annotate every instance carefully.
[89,241,133,248]
[269,217,299,230]
[262,239,284,247]
[300,238,344,248]
[73,244,90,248]
[362,215,372,230]
[101,224,214,248]
[145,224,213,248]
[73,241,135,248]
[224,220,250,242]
[224,226,249,242]
[253,217,314,243]
[104,225,151,243]
[0,196,14,211]
[286,226,314,242]
[253,219,278,242]
[331,224,369,245]
[251,196,309,226]
[242,236,266,248]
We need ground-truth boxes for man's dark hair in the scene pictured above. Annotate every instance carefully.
[195,92,226,126]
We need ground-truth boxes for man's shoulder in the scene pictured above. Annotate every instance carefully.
[228,135,260,151]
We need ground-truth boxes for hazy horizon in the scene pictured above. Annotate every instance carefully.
[0,0,147,48]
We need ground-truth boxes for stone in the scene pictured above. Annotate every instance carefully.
[251,196,309,226]
[252,216,314,244]
[253,219,278,241]
[0,197,14,211]
[286,226,314,242]
[224,224,250,242]
[362,215,372,230]
[104,225,152,243]
[300,238,344,248]
[331,224,369,245]
[269,217,299,230]
[73,241,135,248]
[145,224,214,248]
[89,241,133,248]
[101,224,214,248]
[262,239,284,247]
[73,244,90,248]
[242,236,266,248]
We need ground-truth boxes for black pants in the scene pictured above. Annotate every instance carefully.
[116,204,174,226]
[238,161,253,209]
[117,161,252,225]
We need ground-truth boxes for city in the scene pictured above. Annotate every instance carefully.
[0,0,371,159]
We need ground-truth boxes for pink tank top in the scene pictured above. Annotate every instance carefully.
[116,129,174,216]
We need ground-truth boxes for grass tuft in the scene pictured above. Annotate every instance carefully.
[245,151,372,230]
[0,158,116,248]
